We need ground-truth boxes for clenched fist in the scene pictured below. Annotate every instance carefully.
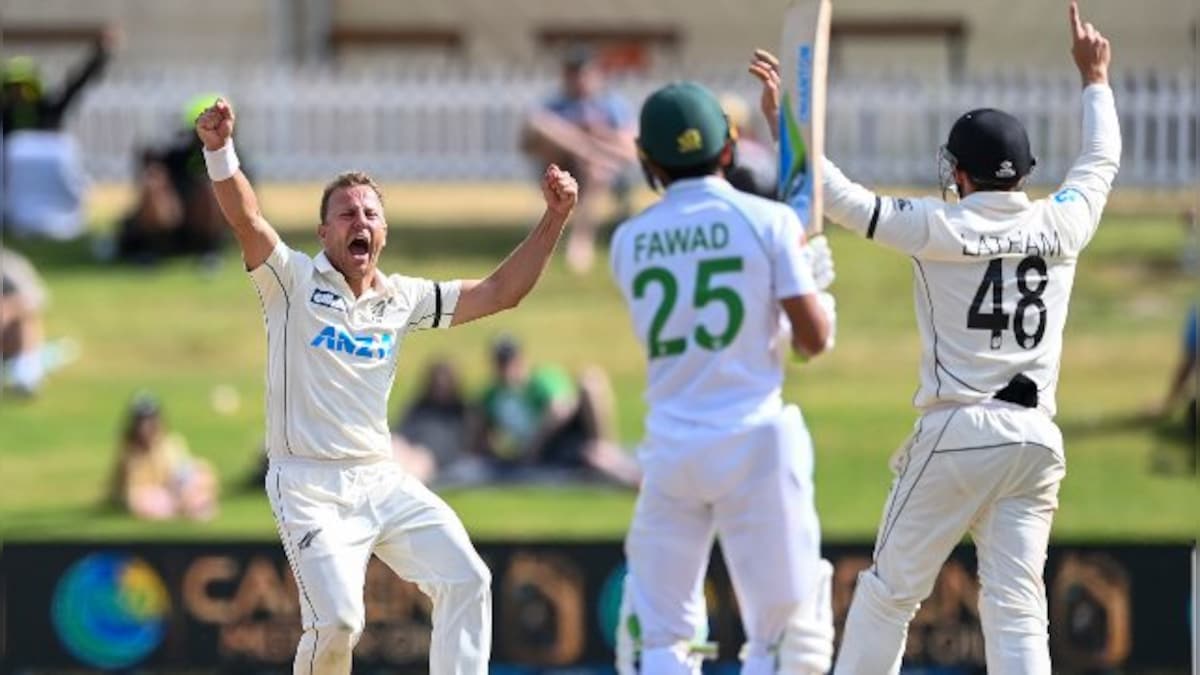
[195,98,235,151]
[541,164,579,217]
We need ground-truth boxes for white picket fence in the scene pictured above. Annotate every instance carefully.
[67,65,1195,186]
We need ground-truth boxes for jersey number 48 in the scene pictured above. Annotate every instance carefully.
[967,255,1049,350]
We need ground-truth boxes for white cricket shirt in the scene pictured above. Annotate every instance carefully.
[610,176,818,437]
[249,242,460,461]
[823,84,1121,417]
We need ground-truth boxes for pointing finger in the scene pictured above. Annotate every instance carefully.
[1069,1,1085,40]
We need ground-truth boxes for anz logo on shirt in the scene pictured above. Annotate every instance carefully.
[310,326,394,360]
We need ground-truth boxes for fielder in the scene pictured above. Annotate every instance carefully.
[195,99,578,675]
[610,81,836,675]
[753,2,1118,672]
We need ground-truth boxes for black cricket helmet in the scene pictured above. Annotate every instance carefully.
[938,108,1036,196]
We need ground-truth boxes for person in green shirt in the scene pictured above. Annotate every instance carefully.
[476,335,638,485]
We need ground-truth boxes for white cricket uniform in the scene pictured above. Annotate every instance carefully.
[829,84,1121,675]
[610,176,833,675]
[249,241,491,675]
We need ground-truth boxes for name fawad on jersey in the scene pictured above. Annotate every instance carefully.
[634,222,729,262]
[961,229,1063,258]
[309,326,395,360]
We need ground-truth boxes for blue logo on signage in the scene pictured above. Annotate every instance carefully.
[310,326,394,359]
[51,553,169,669]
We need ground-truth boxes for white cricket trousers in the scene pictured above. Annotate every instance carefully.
[834,402,1067,675]
[266,456,491,675]
[625,405,832,675]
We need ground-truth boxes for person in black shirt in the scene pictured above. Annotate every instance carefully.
[1,28,116,137]
[116,95,234,265]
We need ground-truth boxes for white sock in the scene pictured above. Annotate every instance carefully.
[7,350,45,391]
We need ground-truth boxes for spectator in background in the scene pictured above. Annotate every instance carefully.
[392,359,491,487]
[1156,306,1198,442]
[1,247,76,396]
[521,46,636,274]
[1,28,115,138]
[108,393,218,521]
[476,335,639,486]
[114,94,231,267]
[720,91,779,199]
[2,31,117,239]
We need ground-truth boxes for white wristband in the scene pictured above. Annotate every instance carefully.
[203,141,240,182]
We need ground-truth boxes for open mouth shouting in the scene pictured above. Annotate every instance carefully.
[348,231,372,263]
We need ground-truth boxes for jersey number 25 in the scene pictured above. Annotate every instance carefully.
[634,256,745,359]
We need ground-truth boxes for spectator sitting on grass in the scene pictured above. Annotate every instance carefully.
[392,359,491,487]
[2,29,118,240]
[1,247,78,396]
[113,94,233,268]
[520,45,636,274]
[108,393,218,521]
[475,335,639,486]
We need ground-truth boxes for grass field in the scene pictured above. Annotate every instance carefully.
[0,211,1196,543]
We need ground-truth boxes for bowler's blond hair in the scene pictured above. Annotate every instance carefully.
[319,171,384,223]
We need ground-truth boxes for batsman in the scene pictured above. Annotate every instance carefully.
[609,81,837,675]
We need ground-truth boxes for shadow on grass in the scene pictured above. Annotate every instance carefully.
[1057,411,1157,437]
[0,502,114,540]
[1059,411,1197,478]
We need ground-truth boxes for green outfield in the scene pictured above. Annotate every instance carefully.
[1,212,1195,542]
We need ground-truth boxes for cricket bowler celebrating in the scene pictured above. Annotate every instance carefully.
[195,98,577,674]
[753,3,1118,672]
[610,81,837,675]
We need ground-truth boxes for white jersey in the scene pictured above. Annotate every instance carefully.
[610,176,818,437]
[823,84,1121,417]
[249,241,461,461]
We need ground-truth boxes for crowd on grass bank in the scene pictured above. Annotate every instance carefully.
[2,42,1195,526]
[244,335,641,492]
[104,335,641,524]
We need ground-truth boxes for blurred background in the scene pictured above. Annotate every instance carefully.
[0,0,1196,673]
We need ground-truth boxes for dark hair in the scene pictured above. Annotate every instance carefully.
[122,393,161,444]
[960,170,1027,192]
[967,174,1023,192]
[491,334,521,365]
[410,360,465,415]
[659,155,725,184]
[319,171,385,223]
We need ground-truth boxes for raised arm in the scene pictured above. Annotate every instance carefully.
[1059,1,1120,210]
[46,28,116,120]
[749,48,932,254]
[451,165,578,326]
[749,49,782,143]
[195,99,281,270]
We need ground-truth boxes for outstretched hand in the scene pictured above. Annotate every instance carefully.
[195,98,235,152]
[541,164,579,217]
[1069,1,1110,86]
[748,49,782,142]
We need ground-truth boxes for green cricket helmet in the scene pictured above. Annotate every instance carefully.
[2,56,43,98]
[183,92,226,129]
[637,81,734,168]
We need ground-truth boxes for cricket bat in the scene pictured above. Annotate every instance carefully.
[777,0,832,235]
